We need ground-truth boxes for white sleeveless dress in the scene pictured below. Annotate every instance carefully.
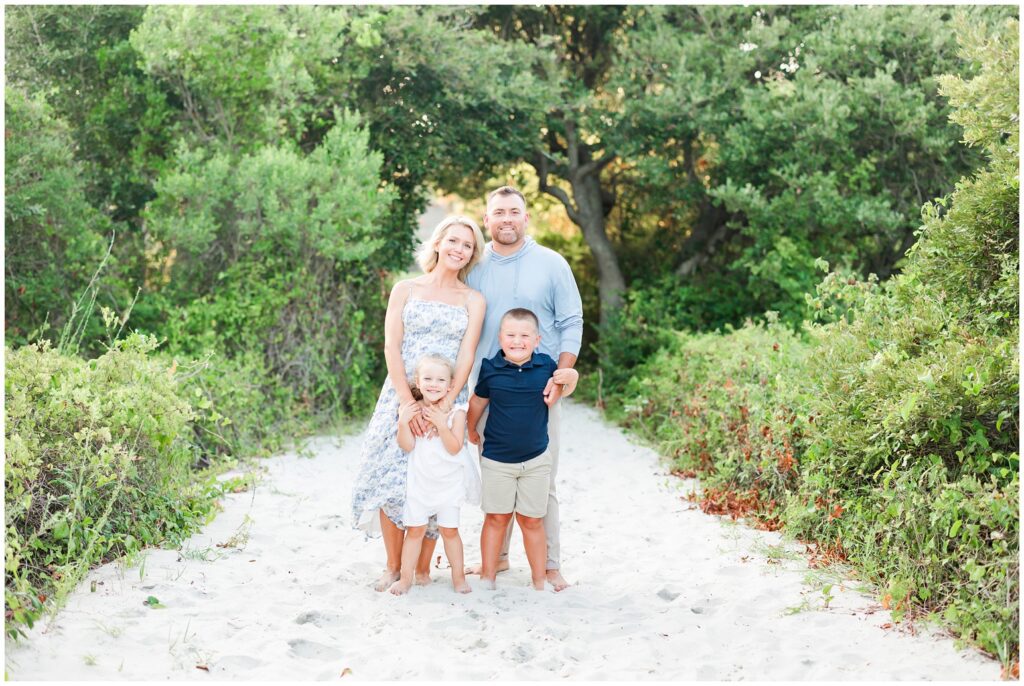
[402,403,481,527]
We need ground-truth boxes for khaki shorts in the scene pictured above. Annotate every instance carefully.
[480,450,552,518]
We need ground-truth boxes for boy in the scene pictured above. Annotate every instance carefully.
[467,308,578,591]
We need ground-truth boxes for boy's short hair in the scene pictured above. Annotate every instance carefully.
[500,307,540,332]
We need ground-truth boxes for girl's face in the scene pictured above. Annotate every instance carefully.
[435,225,476,272]
[417,362,452,402]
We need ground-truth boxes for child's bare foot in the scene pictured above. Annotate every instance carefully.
[388,578,413,595]
[453,577,472,594]
[479,576,497,591]
[373,570,400,592]
[465,560,510,575]
[546,569,570,592]
[414,571,432,586]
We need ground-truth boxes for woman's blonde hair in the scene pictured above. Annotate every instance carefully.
[407,353,456,401]
[415,215,485,282]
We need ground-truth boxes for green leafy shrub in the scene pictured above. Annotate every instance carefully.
[603,15,1019,666]
[176,349,307,463]
[4,88,124,349]
[143,112,394,424]
[619,317,813,521]
[4,335,220,638]
[789,15,1019,663]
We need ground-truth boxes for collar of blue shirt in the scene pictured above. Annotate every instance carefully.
[491,350,539,369]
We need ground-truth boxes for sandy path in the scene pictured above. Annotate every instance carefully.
[5,402,999,680]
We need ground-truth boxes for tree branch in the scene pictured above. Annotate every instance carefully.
[675,203,730,277]
[533,152,582,225]
[564,119,580,174]
[578,150,616,178]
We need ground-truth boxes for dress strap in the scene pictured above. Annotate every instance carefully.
[447,403,468,428]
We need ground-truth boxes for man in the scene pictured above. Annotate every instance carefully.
[465,185,583,592]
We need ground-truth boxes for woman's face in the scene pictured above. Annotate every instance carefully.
[435,224,475,272]
[417,362,452,402]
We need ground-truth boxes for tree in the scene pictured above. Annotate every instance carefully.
[457,6,1004,329]
[5,5,175,226]
[610,6,1004,323]
[4,88,119,346]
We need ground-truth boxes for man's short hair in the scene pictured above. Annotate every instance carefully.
[487,185,526,206]
[500,307,540,332]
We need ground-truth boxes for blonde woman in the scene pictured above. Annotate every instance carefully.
[351,216,486,591]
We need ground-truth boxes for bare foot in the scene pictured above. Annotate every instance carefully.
[414,571,432,586]
[479,576,497,591]
[531,578,546,591]
[388,578,413,596]
[546,569,570,592]
[465,560,510,575]
[373,570,400,592]
[453,577,472,594]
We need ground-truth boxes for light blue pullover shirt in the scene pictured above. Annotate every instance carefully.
[466,236,584,391]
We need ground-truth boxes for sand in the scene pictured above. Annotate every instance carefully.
[5,401,1000,680]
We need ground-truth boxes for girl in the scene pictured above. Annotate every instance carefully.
[389,354,481,595]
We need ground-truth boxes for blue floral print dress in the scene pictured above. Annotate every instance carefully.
[351,298,470,539]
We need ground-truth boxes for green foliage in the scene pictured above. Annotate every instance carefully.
[130,6,381,153]
[619,318,812,509]
[606,5,1011,331]
[4,336,220,638]
[4,88,122,348]
[4,6,173,223]
[599,15,1019,666]
[143,113,394,418]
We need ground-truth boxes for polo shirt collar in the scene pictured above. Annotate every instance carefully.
[491,350,537,368]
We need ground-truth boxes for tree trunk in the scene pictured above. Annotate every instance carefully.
[568,171,626,323]
[675,202,730,278]
[532,117,627,329]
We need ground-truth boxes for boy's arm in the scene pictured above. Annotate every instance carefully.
[466,394,489,445]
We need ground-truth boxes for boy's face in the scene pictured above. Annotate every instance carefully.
[499,317,540,365]
[417,362,452,402]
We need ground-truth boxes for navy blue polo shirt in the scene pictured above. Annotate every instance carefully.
[474,350,557,464]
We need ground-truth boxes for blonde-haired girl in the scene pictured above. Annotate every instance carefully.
[389,353,481,595]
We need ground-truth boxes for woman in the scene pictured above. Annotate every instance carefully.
[351,216,486,591]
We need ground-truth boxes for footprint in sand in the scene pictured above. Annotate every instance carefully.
[287,639,343,661]
[503,643,534,664]
[294,610,333,627]
[211,654,267,672]
[656,587,682,602]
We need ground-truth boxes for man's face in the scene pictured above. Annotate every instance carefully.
[498,316,540,365]
[484,193,528,249]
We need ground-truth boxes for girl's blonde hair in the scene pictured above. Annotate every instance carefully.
[415,215,485,282]
[407,353,456,401]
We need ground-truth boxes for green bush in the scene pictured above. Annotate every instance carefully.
[618,317,813,521]
[4,88,124,349]
[144,112,393,423]
[176,348,310,463]
[788,15,1019,662]
[603,15,1019,666]
[4,335,220,638]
